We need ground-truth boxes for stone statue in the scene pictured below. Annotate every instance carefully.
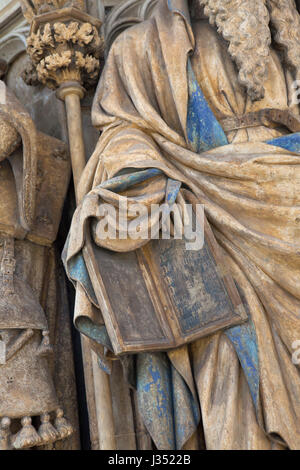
[64,0,300,449]
[0,78,73,450]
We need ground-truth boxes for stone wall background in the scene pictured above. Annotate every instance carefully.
[0,0,148,450]
[4,0,300,450]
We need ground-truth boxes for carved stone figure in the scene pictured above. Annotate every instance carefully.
[65,0,300,449]
[0,79,73,449]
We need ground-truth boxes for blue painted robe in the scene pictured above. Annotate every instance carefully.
[64,0,300,450]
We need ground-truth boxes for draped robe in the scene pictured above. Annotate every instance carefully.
[65,0,300,449]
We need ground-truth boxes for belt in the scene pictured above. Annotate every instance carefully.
[220,108,300,133]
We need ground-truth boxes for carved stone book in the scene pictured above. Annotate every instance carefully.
[85,206,248,355]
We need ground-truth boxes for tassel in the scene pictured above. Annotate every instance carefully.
[0,417,11,450]
[38,413,59,445]
[37,330,53,357]
[12,416,41,449]
[54,409,73,440]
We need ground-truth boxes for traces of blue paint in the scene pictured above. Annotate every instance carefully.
[67,169,182,377]
[137,353,175,449]
[187,59,228,153]
[66,51,300,447]
[76,316,113,355]
[186,59,260,416]
[98,168,181,210]
[98,168,163,192]
[97,355,112,375]
[185,60,300,419]
[143,361,162,393]
[67,248,113,362]
[225,321,259,409]
[137,353,200,450]
[144,360,169,418]
[185,60,300,418]
[68,251,98,305]
[166,179,181,205]
[228,129,300,411]
[267,132,300,153]
[171,365,200,449]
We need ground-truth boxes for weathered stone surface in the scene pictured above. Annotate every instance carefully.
[0,78,78,450]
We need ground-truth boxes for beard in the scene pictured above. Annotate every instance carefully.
[194,0,300,101]
[195,0,271,101]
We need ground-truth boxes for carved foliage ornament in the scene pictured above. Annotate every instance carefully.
[21,3,104,89]
[26,19,103,89]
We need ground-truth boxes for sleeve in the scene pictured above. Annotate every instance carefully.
[69,22,187,256]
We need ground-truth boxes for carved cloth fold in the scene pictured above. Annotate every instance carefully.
[64,0,300,449]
